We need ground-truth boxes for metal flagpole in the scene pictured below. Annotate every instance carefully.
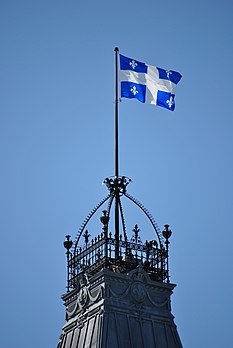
[114,47,119,179]
[114,47,120,259]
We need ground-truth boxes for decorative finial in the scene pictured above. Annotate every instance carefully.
[63,235,73,292]
[83,230,90,246]
[162,224,172,283]
[100,210,109,226]
[162,224,172,240]
[64,235,73,251]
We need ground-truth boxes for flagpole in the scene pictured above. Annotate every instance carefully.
[114,47,119,179]
[114,47,120,259]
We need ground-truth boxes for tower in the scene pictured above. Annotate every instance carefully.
[57,47,182,348]
[57,176,183,348]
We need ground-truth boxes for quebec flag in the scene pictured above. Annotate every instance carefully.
[120,54,182,111]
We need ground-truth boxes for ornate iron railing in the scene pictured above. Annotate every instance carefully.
[65,225,170,291]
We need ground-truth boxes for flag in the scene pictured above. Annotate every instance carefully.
[120,54,182,111]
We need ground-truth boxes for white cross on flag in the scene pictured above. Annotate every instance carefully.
[120,54,182,111]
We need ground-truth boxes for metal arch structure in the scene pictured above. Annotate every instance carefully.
[64,176,173,292]
[72,193,111,253]
[73,176,164,253]
[124,191,164,248]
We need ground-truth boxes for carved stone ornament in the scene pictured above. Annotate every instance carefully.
[129,265,150,283]
[108,266,169,308]
[131,281,146,303]
[66,273,103,319]
[77,286,88,308]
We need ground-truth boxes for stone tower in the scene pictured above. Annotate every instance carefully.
[58,176,183,348]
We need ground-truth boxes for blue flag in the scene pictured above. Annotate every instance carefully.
[120,54,182,111]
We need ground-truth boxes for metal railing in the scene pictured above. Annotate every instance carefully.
[65,227,169,292]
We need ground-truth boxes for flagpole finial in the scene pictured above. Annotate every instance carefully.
[114,47,119,52]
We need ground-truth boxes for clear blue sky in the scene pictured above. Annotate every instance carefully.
[1,1,233,347]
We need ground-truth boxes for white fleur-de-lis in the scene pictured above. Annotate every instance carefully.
[167,96,174,108]
[166,70,172,79]
[131,86,139,96]
[130,60,138,70]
